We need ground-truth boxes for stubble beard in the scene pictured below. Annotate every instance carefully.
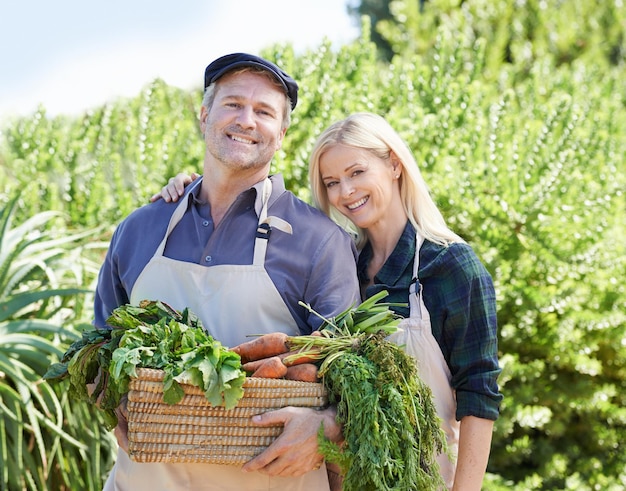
[206,128,274,173]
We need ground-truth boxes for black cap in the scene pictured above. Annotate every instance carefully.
[204,53,299,110]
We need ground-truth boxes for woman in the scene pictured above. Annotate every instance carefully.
[156,112,503,490]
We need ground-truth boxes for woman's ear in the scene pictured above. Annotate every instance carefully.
[390,151,403,178]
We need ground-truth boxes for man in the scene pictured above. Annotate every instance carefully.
[95,52,360,491]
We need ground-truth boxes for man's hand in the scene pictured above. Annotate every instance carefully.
[113,395,129,452]
[241,406,342,477]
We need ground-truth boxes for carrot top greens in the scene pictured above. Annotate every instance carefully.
[293,291,447,490]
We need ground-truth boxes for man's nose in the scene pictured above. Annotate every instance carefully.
[235,106,256,128]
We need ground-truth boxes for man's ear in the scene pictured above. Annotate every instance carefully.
[275,127,288,151]
[199,106,208,135]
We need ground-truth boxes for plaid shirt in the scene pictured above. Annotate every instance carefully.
[358,222,503,421]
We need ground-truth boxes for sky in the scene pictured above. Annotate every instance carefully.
[0,0,359,120]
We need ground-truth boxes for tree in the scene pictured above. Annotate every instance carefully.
[347,0,395,60]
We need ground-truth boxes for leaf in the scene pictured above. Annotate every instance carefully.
[200,363,224,406]
[222,381,245,410]
[109,347,132,381]
[0,289,90,323]
[42,362,68,380]
[45,301,246,435]
[162,373,185,405]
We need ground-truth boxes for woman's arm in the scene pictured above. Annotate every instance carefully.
[453,415,494,491]
[149,172,199,202]
[421,242,502,489]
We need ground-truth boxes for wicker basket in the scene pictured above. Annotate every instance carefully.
[127,367,328,464]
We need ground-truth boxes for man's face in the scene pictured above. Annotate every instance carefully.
[200,71,287,174]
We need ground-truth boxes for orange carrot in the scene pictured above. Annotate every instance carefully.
[285,363,319,382]
[250,356,289,379]
[231,332,289,363]
[242,358,270,373]
[243,348,317,373]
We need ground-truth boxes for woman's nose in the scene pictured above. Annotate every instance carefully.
[340,180,355,197]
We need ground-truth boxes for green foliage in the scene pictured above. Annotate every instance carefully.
[0,0,625,487]
[45,300,247,431]
[108,301,246,409]
[370,2,626,487]
[371,0,626,71]
[290,294,445,490]
[0,192,115,490]
[0,80,202,228]
[322,345,444,490]
[347,0,396,61]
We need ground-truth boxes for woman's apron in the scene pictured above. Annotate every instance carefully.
[386,235,460,489]
[104,178,330,491]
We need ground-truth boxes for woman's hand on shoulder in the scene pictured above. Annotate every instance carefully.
[149,172,199,203]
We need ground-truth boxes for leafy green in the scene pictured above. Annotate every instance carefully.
[44,300,247,429]
[292,292,447,490]
[301,289,404,337]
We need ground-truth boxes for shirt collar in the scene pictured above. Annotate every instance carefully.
[189,174,286,218]
[357,221,416,285]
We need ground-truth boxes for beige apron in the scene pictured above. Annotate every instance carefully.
[104,178,330,491]
[386,235,460,489]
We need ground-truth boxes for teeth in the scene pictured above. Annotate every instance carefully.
[347,197,367,210]
[231,135,254,144]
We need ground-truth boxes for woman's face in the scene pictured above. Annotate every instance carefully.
[319,144,400,231]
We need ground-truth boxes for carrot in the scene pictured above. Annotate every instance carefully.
[242,358,270,373]
[242,349,317,374]
[285,363,319,382]
[250,356,289,379]
[231,332,289,363]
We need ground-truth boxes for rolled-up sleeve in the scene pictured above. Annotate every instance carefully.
[422,242,503,421]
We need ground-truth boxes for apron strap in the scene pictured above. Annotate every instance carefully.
[154,176,280,268]
[252,179,273,266]
[408,232,427,320]
[153,178,204,257]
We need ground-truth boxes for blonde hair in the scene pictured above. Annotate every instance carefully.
[309,112,464,248]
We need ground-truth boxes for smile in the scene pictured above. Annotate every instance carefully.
[347,197,368,210]
[230,135,255,144]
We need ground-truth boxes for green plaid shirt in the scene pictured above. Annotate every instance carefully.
[358,222,503,421]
